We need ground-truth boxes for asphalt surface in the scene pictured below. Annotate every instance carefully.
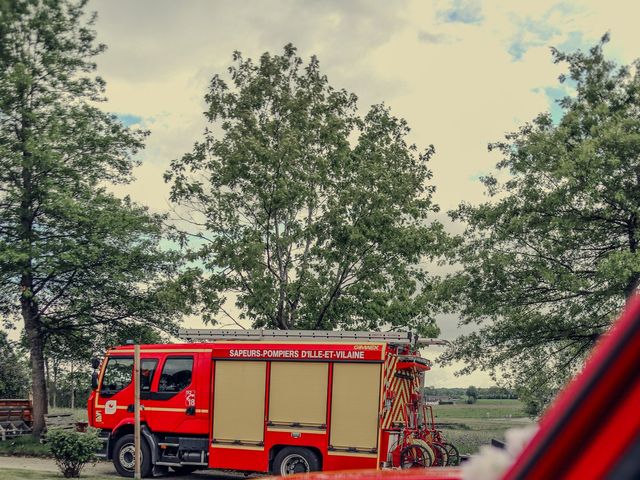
[0,455,256,479]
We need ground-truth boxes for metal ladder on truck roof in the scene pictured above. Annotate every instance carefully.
[177,328,449,346]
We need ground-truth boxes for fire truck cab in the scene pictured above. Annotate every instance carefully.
[88,329,445,478]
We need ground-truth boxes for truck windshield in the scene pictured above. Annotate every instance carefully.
[100,357,158,396]
[101,357,133,396]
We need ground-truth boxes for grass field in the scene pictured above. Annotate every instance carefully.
[434,399,532,455]
[0,436,50,457]
[0,469,113,480]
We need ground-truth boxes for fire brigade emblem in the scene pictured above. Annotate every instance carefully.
[185,390,196,407]
[105,400,117,415]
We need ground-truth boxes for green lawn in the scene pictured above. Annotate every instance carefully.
[434,398,527,419]
[0,436,50,457]
[432,399,533,455]
[0,469,112,480]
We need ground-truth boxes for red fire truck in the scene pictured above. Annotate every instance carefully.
[87,330,450,477]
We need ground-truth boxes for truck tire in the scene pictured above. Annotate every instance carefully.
[273,447,320,476]
[112,434,152,478]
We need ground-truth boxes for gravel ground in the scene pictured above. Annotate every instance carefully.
[0,455,254,479]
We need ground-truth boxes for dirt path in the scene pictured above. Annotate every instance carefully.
[0,455,116,475]
[0,455,248,479]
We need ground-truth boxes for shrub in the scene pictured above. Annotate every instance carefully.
[47,429,101,478]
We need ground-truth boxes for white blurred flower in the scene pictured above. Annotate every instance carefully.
[505,424,539,458]
[461,425,539,480]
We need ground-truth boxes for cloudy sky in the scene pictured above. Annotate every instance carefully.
[89,0,639,386]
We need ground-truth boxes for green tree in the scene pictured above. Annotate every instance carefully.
[46,321,166,370]
[0,331,29,397]
[166,44,445,333]
[0,0,183,436]
[444,35,640,413]
[465,385,478,404]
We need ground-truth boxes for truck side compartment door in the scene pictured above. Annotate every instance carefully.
[330,363,382,453]
[209,360,267,471]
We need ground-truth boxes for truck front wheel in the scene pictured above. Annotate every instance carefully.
[112,434,152,478]
[273,447,320,476]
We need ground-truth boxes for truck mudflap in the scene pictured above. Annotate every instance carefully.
[95,429,110,459]
[141,425,159,465]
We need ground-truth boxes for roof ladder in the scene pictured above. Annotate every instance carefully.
[177,328,449,346]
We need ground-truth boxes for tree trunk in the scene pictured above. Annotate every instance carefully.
[52,362,57,409]
[45,359,51,408]
[22,299,47,438]
[18,114,47,438]
[70,363,75,410]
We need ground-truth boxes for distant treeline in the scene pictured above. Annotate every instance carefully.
[422,386,518,400]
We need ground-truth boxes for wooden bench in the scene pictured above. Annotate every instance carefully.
[44,413,77,431]
[44,413,89,434]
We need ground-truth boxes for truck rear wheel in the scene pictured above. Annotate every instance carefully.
[273,447,320,476]
[112,434,152,478]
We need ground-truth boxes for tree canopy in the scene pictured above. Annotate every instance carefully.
[444,34,640,413]
[166,44,445,334]
[0,0,184,436]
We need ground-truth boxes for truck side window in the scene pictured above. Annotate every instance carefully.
[158,357,193,392]
[140,359,158,392]
[100,357,133,395]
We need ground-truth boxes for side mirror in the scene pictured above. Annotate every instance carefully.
[91,357,100,370]
[91,371,99,390]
